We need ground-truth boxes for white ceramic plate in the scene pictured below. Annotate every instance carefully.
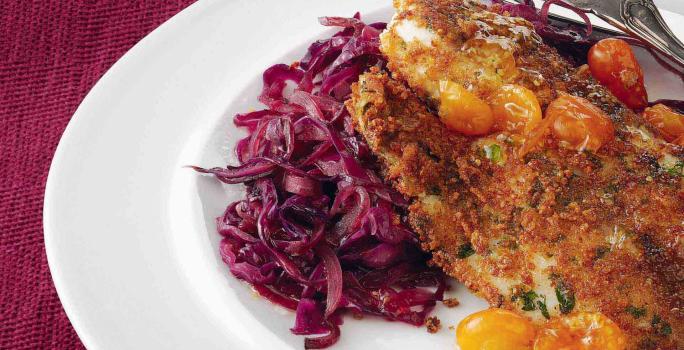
[44,1,684,349]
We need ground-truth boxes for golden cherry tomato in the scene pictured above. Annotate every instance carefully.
[642,104,684,142]
[547,94,615,152]
[534,312,627,350]
[490,84,542,135]
[456,308,537,350]
[588,38,648,110]
[438,80,494,136]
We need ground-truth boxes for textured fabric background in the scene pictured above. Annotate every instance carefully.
[0,1,196,348]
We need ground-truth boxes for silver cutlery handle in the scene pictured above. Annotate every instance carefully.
[620,0,684,67]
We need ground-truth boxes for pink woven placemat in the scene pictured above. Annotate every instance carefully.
[0,1,196,348]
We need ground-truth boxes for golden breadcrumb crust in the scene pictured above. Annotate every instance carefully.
[348,1,683,348]
[348,67,683,349]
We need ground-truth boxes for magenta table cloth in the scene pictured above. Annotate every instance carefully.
[0,1,196,348]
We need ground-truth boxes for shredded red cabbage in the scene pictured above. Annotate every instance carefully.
[492,0,593,52]
[194,13,445,349]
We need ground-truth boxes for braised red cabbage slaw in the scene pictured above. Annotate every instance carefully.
[192,14,447,349]
[192,2,684,349]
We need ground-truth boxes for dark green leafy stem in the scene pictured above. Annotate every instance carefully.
[625,305,646,319]
[456,243,475,259]
[519,290,538,311]
[555,281,575,314]
[537,296,550,319]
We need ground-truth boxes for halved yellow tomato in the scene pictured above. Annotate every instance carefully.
[489,84,542,135]
[456,308,536,350]
[438,80,494,136]
[533,312,627,350]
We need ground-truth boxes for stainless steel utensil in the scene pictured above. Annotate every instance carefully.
[560,0,684,66]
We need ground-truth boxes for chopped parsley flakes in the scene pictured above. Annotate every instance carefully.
[537,297,550,319]
[484,144,503,164]
[665,161,684,177]
[555,281,575,314]
[519,290,538,311]
[456,243,475,259]
[511,290,550,319]
[625,305,646,319]
[651,315,672,336]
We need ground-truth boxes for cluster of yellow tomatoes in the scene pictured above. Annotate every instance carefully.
[456,308,626,350]
[437,38,684,152]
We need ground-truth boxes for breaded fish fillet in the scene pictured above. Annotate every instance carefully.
[346,1,684,348]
